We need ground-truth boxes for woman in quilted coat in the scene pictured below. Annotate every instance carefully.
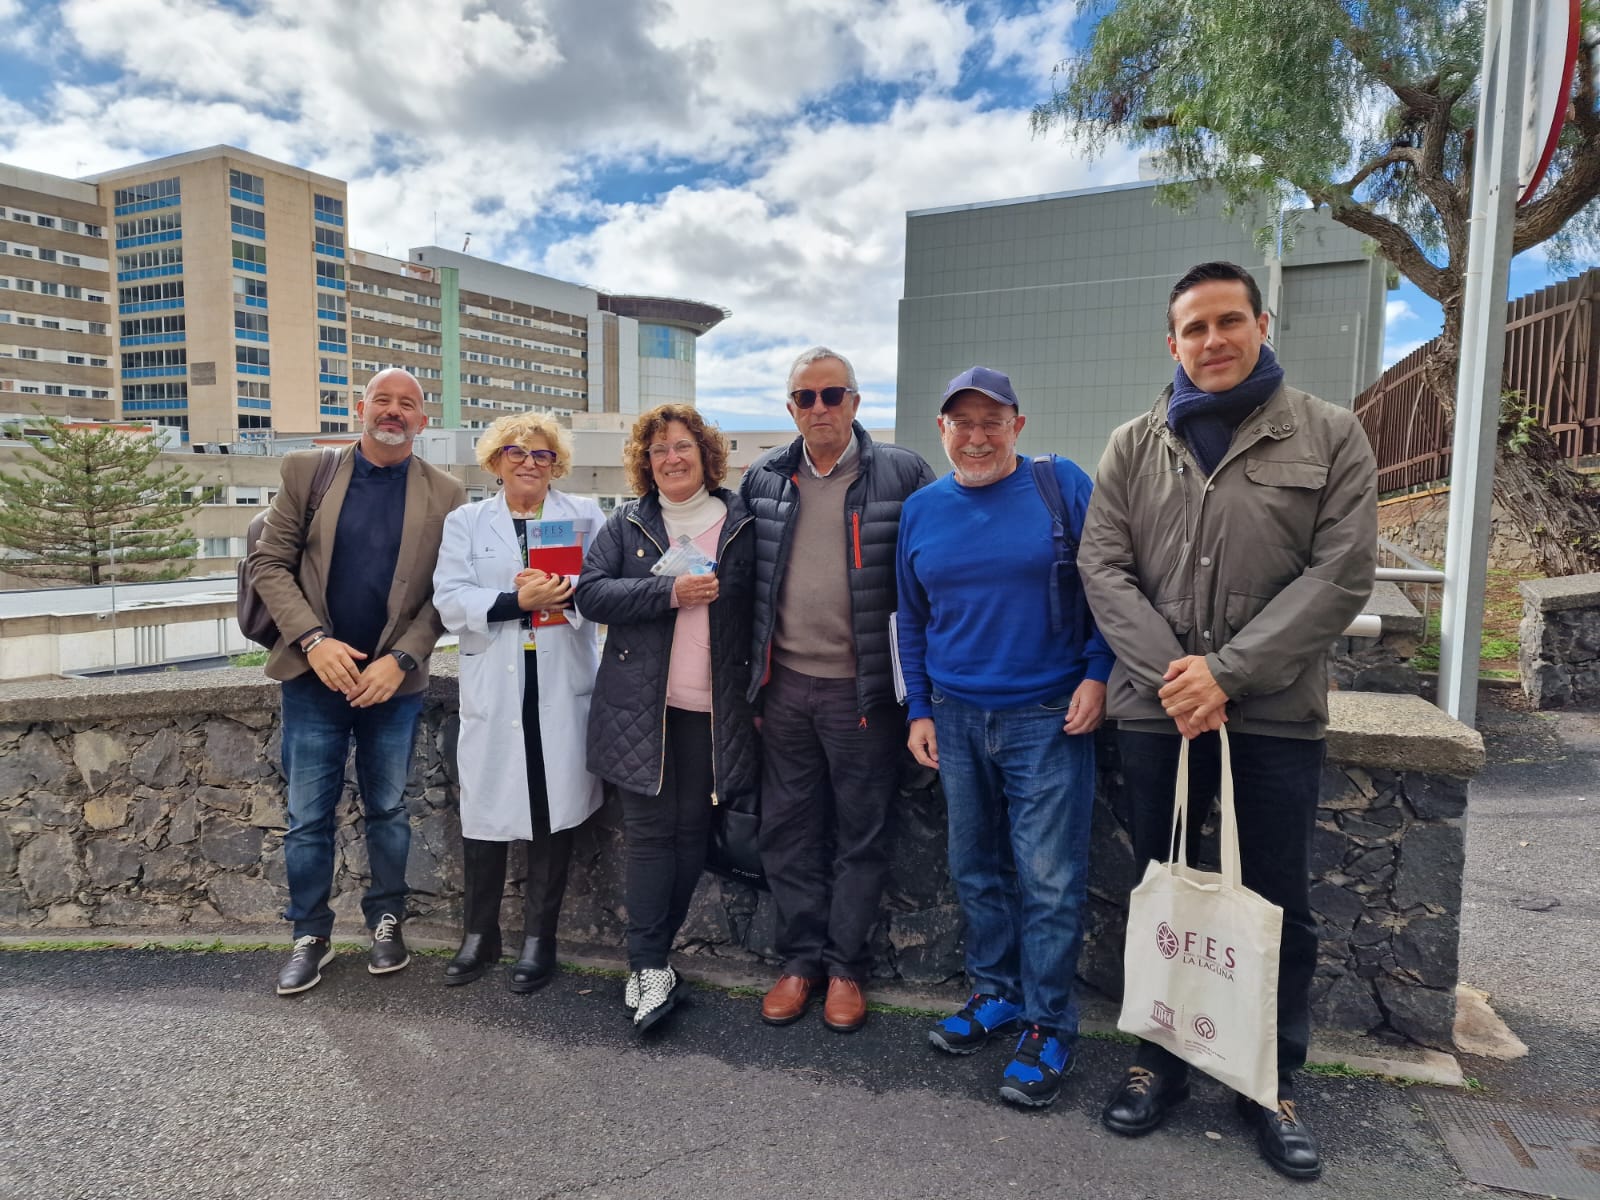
[575,404,758,1032]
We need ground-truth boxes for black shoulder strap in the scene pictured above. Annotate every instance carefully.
[1029,454,1079,637]
[304,447,340,522]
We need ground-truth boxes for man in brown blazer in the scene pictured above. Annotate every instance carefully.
[251,367,465,995]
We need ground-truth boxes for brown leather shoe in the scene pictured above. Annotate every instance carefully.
[761,974,819,1025]
[823,977,867,1033]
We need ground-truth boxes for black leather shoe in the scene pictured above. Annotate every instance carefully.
[368,913,410,975]
[1101,1066,1191,1136]
[443,932,502,986]
[508,935,557,993]
[1236,1093,1323,1180]
[276,935,333,996]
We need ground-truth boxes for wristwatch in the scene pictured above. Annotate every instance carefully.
[389,649,419,672]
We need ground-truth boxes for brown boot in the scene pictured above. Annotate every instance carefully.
[761,974,820,1025]
[823,977,867,1033]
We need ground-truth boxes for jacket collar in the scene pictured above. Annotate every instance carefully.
[1146,382,1302,462]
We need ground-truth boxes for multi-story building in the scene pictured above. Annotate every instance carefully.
[0,165,115,419]
[2,146,728,448]
[895,179,1389,470]
[81,147,350,444]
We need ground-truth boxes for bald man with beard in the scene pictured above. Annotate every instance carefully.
[249,368,466,996]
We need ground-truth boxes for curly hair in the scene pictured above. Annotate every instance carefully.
[474,412,574,479]
[623,403,728,497]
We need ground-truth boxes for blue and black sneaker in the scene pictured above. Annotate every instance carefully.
[928,992,1024,1055]
[998,1023,1073,1109]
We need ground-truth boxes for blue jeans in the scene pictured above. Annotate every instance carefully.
[280,673,423,939]
[932,689,1095,1036]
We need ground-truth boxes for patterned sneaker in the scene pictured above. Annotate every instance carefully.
[998,1024,1073,1109]
[368,913,410,975]
[624,971,641,1011]
[633,966,681,1032]
[928,992,1024,1055]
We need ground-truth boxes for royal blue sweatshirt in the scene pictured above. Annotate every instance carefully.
[895,456,1114,721]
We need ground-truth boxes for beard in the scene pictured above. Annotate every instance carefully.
[368,424,411,446]
[946,446,1010,487]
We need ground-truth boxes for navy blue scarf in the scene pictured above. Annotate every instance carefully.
[1167,343,1285,475]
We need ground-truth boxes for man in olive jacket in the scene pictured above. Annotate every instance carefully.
[740,346,935,1033]
[1078,262,1376,1181]
[250,368,465,997]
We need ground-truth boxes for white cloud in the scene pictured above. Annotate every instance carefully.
[1385,299,1416,326]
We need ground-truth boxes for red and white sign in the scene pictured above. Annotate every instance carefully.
[1519,0,1580,203]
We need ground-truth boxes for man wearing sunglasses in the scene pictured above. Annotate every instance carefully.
[740,346,935,1033]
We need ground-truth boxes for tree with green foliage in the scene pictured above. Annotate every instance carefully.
[1033,0,1600,573]
[0,414,203,585]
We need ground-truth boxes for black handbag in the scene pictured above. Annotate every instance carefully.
[706,787,766,890]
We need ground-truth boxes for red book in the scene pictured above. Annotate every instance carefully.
[526,543,584,627]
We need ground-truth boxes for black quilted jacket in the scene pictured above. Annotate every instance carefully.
[576,488,759,798]
[739,423,935,713]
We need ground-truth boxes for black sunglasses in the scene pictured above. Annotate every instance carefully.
[789,386,853,409]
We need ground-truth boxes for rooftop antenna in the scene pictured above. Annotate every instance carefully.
[462,233,472,253]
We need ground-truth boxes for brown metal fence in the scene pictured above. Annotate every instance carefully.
[1355,268,1600,494]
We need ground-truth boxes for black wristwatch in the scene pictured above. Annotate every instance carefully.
[389,649,418,672]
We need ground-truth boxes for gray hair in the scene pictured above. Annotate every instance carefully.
[787,346,858,393]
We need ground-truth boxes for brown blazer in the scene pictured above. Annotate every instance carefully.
[249,443,467,694]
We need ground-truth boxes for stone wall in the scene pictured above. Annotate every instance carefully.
[1378,489,1542,573]
[1519,573,1600,708]
[0,670,1482,1048]
[1328,580,1425,695]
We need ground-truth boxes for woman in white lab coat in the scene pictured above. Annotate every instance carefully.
[432,413,604,992]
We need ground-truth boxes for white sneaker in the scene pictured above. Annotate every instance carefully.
[624,970,640,1011]
[633,966,680,1032]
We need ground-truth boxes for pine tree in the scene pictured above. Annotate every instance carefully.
[0,414,203,585]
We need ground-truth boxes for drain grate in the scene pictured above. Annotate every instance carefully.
[1422,1092,1600,1200]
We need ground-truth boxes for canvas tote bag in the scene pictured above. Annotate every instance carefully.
[1117,727,1283,1108]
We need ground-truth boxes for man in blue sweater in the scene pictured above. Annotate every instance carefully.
[896,366,1113,1109]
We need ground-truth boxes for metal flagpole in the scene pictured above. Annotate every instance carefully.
[1437,0,1530,726]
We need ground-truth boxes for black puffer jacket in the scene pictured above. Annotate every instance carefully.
[576,488,758,798]
[739,423,935,713]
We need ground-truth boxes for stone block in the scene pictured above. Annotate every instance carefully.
[1310,824,1347,875]
[202,718,271,785]
[1346,845,1395,876]
[43,902,93,928]
[72,729,128,794]
[1391,910,1460,989]
[93,893,177,927]
[129,793,166,843]
[168,798,199,845]
[675,877,733,946]
[248,794,288,830]
[1376,978,1456,1049]
[207,872,287,924]
[140,845,200,894]
[0,730,70,800]
[886,904,965,983]
[0,887,41,926]
[1393,822,1464,910]
[130,728,186,788]
[196,787,250,816]
[197,819,265,870]
[17,791,74,830]
[0,821,14,878]
[1405,774,1468,820]
[17,831,84,906]
[1309,881,1364,929]
[85,840,142,888]
[83,796,130,831]
[1313,971,1383,1034]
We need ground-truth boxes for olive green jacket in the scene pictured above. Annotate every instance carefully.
[1079,382,1377,739]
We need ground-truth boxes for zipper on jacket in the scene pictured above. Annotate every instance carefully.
[850,510,862,569]
[705,513,753,804]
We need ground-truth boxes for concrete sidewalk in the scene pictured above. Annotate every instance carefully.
[0,689,1593,1200]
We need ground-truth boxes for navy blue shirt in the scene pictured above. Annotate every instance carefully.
[326,447,409,660]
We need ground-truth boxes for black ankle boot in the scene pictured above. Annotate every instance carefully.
[508,935,557,993]
[443,932,501,986]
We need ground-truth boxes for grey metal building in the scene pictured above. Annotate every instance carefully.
[894,180,1389,471]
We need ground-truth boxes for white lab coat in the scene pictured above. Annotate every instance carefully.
[432,488,605,839]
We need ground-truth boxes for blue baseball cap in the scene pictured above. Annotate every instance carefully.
[940,365,1020,412]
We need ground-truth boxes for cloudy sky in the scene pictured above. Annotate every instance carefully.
[0,0,1567,429]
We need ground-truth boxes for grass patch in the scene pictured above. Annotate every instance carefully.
[230,650,269,667]
[1410,568,1537,674]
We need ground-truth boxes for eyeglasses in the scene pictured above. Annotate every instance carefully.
[499,446,558,465]
[789,386,853,410]
[941,417,1015,437]
[648,440,698,460]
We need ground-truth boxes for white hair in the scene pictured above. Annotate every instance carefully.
[787,346,858,393]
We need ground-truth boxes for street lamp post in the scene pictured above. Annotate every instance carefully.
[106,525,140,675]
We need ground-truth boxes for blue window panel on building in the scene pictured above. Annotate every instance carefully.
[242,295,268,309]
[118,300,186,315]
[318,373,349,385]
[314,246,345,259]
[231,223,265,240]
[115,230,183,250]
[117,266,184,282]
[232,258,267,274]
[123,400,189,412]
[316,308,343,322]
[236,330,270,343]
[229,186,265,205]
[638,323,695,363]
[238,364,271,377]
[317,340,346,353]
[122,333,187,347]
[122,366,188,379]
[319,405,350,417]
[238,398,272,411]
[112,196,181,217]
